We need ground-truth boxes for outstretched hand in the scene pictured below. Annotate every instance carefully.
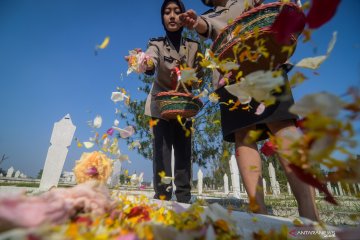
[124,48,142,62]
[179,10,198,29]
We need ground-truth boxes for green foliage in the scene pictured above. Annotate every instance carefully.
[37,169,43,179]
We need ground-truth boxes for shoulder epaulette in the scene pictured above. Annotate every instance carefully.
[202,9,214,15]
[184,37,199,45]
[149,37,165,42]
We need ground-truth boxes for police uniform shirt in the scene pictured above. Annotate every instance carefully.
[200,0,263,41]
[144,37,200,119]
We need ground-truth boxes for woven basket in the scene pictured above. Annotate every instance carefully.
[211,2,305,78]
[155,81,203,119]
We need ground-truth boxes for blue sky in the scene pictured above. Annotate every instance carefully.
[0,0,359,181]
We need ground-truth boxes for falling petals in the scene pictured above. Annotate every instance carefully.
[295,32,337,70]
[106,128,114,136]
[288,164,337,205]
[255,103,266,115]
[113,126,135,138]
[260,141,277,156]
[97,36,110,49]
[225,70,284,104]
[271,4,306,44]
[83,142,95,149]
[91,115,102,129]
[149,119,159,128]
[179,68,198,85]
[111,92,129,103]
[289,92,344,118]
[306,0,341,29]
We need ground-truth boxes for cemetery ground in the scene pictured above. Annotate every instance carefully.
[1,180,359,228]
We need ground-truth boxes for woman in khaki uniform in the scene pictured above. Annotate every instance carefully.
[180,0,319,221]
[132,0,201,203]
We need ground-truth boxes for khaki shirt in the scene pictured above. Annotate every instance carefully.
[200,0,263,88]
[200,0,263,41]
[144,37,201,119]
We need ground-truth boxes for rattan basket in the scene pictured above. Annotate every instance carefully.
[211,1,305,78]
[155,81,203,119]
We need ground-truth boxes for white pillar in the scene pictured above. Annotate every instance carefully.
[263,178,267,195]
[171,147,176,193]
[337,182,344,196]
[353,184,358,195]
[269,162,279,196]
[229,155,241,199]
[287,182,292,195]
[224,174,229,195]
[327,182,333,194]
[197,169,203,195]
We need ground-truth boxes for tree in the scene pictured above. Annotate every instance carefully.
[0,154,9,166]
[37,169,43,179]
[120,30,233,171]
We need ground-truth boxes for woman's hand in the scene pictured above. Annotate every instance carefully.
[179,10,198,29]
[124,48,142,62]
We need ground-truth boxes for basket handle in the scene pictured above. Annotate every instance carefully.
[174,80,191,94]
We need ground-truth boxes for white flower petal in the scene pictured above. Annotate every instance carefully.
[161,176,173,184]
[93,115,102,128]
[180,68,197,83]
[111,92,125,103]
[83,142,95,149]
[289,92,344,117]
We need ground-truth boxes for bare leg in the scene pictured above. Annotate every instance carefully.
[235,127,267,214]
[267,120,320,221]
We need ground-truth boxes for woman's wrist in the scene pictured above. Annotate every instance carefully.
[192,17,200,29]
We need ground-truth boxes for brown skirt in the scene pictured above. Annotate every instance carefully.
[216,76,298,143]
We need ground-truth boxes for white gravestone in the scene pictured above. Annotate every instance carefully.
[14,170,21,178]
[6,166,14,178]
[268,162,280,196]
[287,182,292,195]
[229,155,241,199]
[337,182,344,196]
[276,181,281,195]
[39,114,76,191]
[197,169,203,195]
[315,188,320,197]
[138,172,144,186]
[171,147,176,193]
[109,160,122,188]
[353,184,358,195]
[263,178,267,195]
[327,182,333,194]
[346,184,351,196]
[224,173,229,195]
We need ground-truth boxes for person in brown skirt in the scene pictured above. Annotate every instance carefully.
[126,0,202,203]
[180,0,320,221]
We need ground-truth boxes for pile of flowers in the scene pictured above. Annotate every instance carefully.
[0,182,243,239]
